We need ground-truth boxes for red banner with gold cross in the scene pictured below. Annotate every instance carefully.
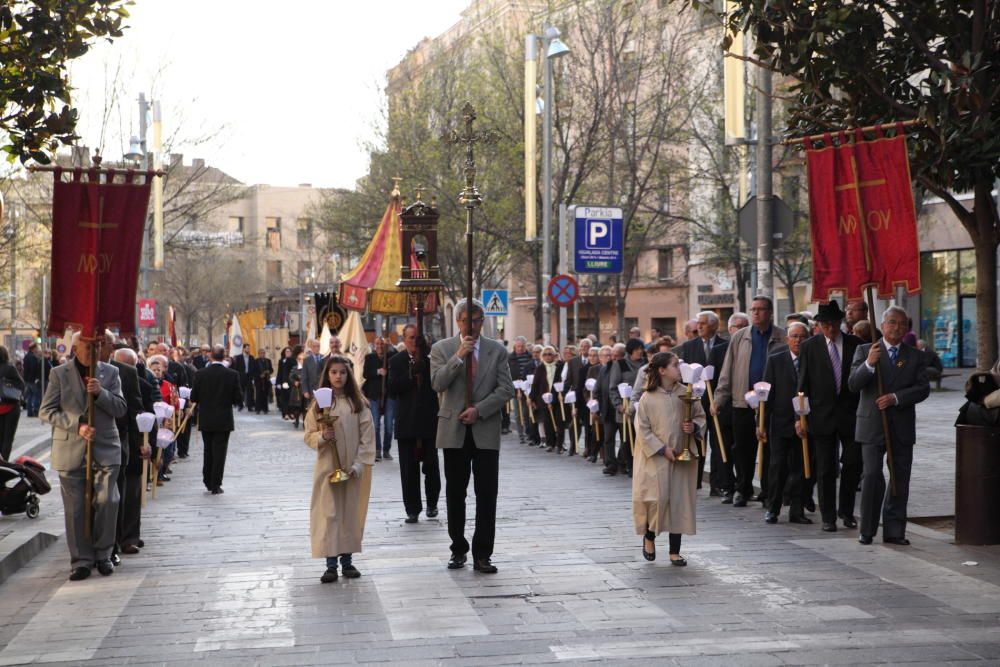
[804,127,921,302]
[47,167,152,337]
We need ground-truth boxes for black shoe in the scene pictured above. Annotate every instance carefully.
[137,539,145,548]
[883,536,911,546]
[822,522,837,532]
[840,515,858,529]
[405,515,419,524]
[122,544,140,554]
[473,558,498,574]
[858,534,873,545]
[789,515,813,525]
[426,507,438,518]
[383,453,393,461]
[642,532,655,561]
[546,446,555,453]
[721,493,734,505]
[709,487,721,497]
[320,567,338,583]
[669,555,687,566]
[751,493,765,502]
[375,454,382,462]
[212,487,224,495]
[603,466,617,476]
[448,553,467,569]
[733,494,748,508]
[69,567,91,581]
[764,512,778,524]
[111,553,122,567]
[341,564,361,578]
[501,428,511,435]
[96,559,114,576]
[805,498,816,513]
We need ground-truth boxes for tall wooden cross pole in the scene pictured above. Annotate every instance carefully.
[444,102,498,408]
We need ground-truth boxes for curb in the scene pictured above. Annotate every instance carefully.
[0,527,59,586]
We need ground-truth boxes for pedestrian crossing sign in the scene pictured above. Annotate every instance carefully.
[481,289,509,316]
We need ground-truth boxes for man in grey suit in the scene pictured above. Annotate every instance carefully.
[40,333,128,580]
[849,306,929,545]
[431,299,514,574]
[301,338,324,403]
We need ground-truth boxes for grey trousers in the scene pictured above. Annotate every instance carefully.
[859,440,913,539]
[60,465,120,569]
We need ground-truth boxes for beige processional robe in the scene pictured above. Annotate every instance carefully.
[304,398,376,557]
[632,385,706,536]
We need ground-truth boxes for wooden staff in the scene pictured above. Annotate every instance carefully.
[798,392,811,479]
[151,447,162,499]
[755,402,767,482]
[557,391,566,420]
[170,402,197,443]
[624,397,633,455]
[84,338,97,540]
[514,389,525,429]
[570,404,579,452]
[526,391,536,424]
[866,287,896,495]
[140,432,149,508]
[703,380,728,463]
[546,402,558,433]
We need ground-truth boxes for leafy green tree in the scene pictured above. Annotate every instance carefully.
[1,1,132,163]
[706,0,1000,368]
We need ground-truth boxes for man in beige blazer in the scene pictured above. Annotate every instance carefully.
[40,333,127,581]
[431,299,514,574]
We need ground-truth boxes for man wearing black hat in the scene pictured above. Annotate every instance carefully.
[797,300,863,532]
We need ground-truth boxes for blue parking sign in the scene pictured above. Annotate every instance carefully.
[574,206,623,274]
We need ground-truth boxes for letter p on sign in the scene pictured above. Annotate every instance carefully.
[588,220,611,249]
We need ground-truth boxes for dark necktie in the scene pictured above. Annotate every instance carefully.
[828,340,841,391]
[888,346,898,364]
[793,355,800,379]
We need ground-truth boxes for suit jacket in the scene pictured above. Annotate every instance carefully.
[302,354,325,396]
[430,335,514,451]
[596,361,615,420]
[192,354,208,370]
[232,353,257,387]
[762,349,800,440]
[716,324,788,409]
[848,342,929,445]
[191,363,243,432]
[387,349,437,440]
[678,336,728,411]
[362,350,396,402]
[797,332,862,438]
[40,361,127,471]
[110,360,143,468]
[22,353,41,384]
[167,359,191,387]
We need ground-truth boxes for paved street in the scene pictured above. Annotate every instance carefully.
[1,383,999,666]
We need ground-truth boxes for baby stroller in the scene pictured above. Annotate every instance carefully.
[0,456,51,519]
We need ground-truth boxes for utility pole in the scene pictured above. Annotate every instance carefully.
[754,54,774,299]
[558,201,568,347]
[541,28,554,345]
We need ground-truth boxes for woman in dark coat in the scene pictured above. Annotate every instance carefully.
[287,348,306,428]
[275,346,295,419]
[0,346,27,461]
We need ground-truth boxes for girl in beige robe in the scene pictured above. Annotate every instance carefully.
[304,355,376,583]
[633,352,706,565]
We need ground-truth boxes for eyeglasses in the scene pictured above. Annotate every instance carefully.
[459,317,484,325]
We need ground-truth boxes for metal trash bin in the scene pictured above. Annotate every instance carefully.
[955,424,1000,545]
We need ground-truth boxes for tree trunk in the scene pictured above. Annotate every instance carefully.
[973,179,999,369]
[614,274,624,339]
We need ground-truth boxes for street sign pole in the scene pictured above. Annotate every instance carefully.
[558,203,568,348]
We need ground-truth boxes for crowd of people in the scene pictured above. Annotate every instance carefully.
[9,293,995,583]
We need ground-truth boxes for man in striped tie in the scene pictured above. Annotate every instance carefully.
[797,300,864,533]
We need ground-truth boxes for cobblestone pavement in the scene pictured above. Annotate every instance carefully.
[0,388,998,666]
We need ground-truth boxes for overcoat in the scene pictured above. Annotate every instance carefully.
[304,398,376,557]
[633,385,706,536]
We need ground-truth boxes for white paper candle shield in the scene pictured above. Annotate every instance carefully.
[753,381,772,402]
[585,378,597,392]
[155,429,173,448]
[542,392,554,404]
[617,383,632,399]
[587,399,600,413]
[178,386,191,399]
[525,374,535,387]
[564,390,577,403]
[281,382,289,389]
[135,412,156,433]
[153,401,172,422]
[177,397,186,410]
[692,381,707,399]
[701,365,715,381]
[793,395,811,416]
[270,377,277,385]
[313,387,333,409]
[744,391,760,409]
[553,381,564,393]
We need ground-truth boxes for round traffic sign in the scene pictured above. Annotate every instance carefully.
[547,274,579,308]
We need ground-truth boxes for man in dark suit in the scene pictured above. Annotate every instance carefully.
[848,306,929,545]
[430,299,514,574]
[761,322,812,524]
[363,337,396,461]
[23,343,42,417]
[191,345,243,495]
[231,346,257,412]
[301,338,324,403]
[678,311,730,495]
[388,324,440,523]
[797,300,863,532]
[191,345,209,370]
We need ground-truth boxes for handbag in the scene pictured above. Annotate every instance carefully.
[1,378,23,403]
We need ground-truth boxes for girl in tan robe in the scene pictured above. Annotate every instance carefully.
[633,352,706,565]
[304,355,376,583]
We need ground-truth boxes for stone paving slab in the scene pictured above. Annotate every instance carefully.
[0,393,996,665]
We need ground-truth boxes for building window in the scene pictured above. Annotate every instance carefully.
[297,261,313,281]
[296,218,312,248]
[651,317,677,340]
[920,248,977,368]
[266,217,281,250]
[266,260,283,287]
[657,248,674,281]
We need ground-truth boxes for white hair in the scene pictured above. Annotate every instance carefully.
[882,306,908,323]
[148,354,169,368]
[787,321,810,335]
[113,348,138,365]
[696,311,720,326]
[728,312,749,328]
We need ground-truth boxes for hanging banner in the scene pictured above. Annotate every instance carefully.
[804,127,921,302]
[47,167,152,336]
[167,305,177,347]
[236,308,266,355]
[138,299,157,328]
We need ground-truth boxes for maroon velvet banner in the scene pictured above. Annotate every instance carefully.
[47,167,152,337]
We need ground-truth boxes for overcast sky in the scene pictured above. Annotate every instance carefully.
[67,0,470,189]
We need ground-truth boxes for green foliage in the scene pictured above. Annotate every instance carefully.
[0,1,131,164]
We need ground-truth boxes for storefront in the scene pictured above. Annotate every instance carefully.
[919,248,977,368]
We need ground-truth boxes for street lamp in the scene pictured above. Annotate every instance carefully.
[124,135,143,164]
[527,24,570,346]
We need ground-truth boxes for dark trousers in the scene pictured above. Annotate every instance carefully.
[732,407,758,498]
[708,413,735,493]
[120,469,143,547]
[176,419,192,458]
[540,406,565,450]
[860,440,913,539]
[201,431,230,491]
[0,406,20,461]
[527,409,541,445]
[815,433,861,523]
[766,435,805,517]
[603,417,620,469]
[114,444,128,551]
[443,429,499,560]
[398,438,441,517]
[501,404,510,430]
